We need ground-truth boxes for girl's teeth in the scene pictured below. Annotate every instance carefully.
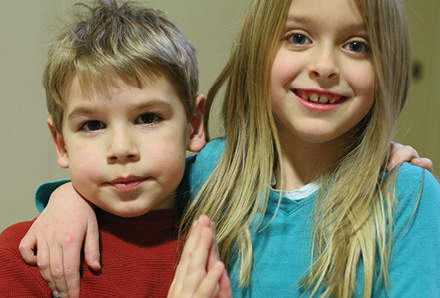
[297,91,340,104]
[310,93,319,102]
[319,95,329,104]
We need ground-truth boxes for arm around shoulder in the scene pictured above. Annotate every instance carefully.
[386,164,440,296]
[0,221,52,296]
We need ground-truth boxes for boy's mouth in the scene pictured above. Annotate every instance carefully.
[293,89,347,104]
[108,176,147,192]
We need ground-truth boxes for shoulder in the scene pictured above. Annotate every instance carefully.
[184,138,225,194]
[187,138,225,167]
[0,220,34,249]
[393,163,440,208]
[384,164,440,296]
[0,220,50,295]
[390,163,440,244]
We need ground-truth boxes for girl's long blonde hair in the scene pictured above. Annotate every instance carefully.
[181,0,411,297]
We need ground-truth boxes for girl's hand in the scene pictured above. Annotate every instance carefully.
[168,215,232,298]
[18,182,101,298]
[387,142,433,172]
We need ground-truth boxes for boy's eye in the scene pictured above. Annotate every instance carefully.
[81,121,105,131]
[136,113,159,125]
[344,41,369,54]
[287,33,311,45]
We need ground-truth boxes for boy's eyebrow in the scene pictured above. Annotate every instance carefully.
[67,98,173,120]
[131,99,174,111]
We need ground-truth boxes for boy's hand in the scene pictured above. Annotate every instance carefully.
[19,182,101,298]
[168,215,232,298]
[387,142,433,172]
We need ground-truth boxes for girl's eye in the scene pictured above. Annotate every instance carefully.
[136,113,159,125]
[81,121,105,131]
[344,41,369,54]
[287,33,311,45]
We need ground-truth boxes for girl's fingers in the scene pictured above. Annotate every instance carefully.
[217,269,232,298]
[35,241,57,295]
[48,242,68,297]
[194,261,225,298]
[61,240,83,298]
[18,232,38,265]
[169,216,218,298]
[206,228,220,272]
[181,227,215,296]
[84,216,101,271]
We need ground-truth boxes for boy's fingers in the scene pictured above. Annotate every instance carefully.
[387,143,418,170]
[18,232,38,265]
[411,157,433,173]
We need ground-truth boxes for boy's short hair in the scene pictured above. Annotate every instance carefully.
[44,0,198,133]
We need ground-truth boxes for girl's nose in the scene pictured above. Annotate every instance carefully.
[106,129,140,164]
[308,46,340,82]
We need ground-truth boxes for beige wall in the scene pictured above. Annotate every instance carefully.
[1,0,439,232]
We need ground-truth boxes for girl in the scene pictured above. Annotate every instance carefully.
[21,0,439,297]
[177,0,440,296]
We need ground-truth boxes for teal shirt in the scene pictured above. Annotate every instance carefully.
[36,138,440,297]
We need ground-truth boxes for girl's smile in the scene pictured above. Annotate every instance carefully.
[293,88,348,112]
[270,0,374,146]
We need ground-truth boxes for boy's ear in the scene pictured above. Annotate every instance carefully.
[187,94,206,153]
[47,117,69,169]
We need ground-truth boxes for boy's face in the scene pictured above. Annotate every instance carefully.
[49,75,205,217]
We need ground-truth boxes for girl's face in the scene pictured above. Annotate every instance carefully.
[270,0,374,147]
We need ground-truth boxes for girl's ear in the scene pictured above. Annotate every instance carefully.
[187,94,206,153]
[47,117,69,169]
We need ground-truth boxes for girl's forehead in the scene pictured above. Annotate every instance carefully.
[285,0,365,33]
[287,0,362,20]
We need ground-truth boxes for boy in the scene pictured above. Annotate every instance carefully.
[0,1,226,297]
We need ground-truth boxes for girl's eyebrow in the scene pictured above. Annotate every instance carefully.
[285,14,367,31]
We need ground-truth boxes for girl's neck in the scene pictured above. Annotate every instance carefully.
[275,133,347,191]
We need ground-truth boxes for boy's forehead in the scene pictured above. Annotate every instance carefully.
[68,70,167,100]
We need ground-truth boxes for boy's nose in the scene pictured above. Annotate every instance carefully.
[308,46,340,82]
[106,129,140,164]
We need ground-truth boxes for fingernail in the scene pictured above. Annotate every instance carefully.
[93,260,101,268]
[201,227,208,237]
[210,221,217,233]
[52,290,60,297]
[412,158,421,165]
[386,161,394,171]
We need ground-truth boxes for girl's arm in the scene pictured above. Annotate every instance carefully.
[168,215,232,298]
[19,182,100,298]
[17,143,431,298]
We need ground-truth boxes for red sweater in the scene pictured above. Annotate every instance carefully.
[0,208,180,297]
